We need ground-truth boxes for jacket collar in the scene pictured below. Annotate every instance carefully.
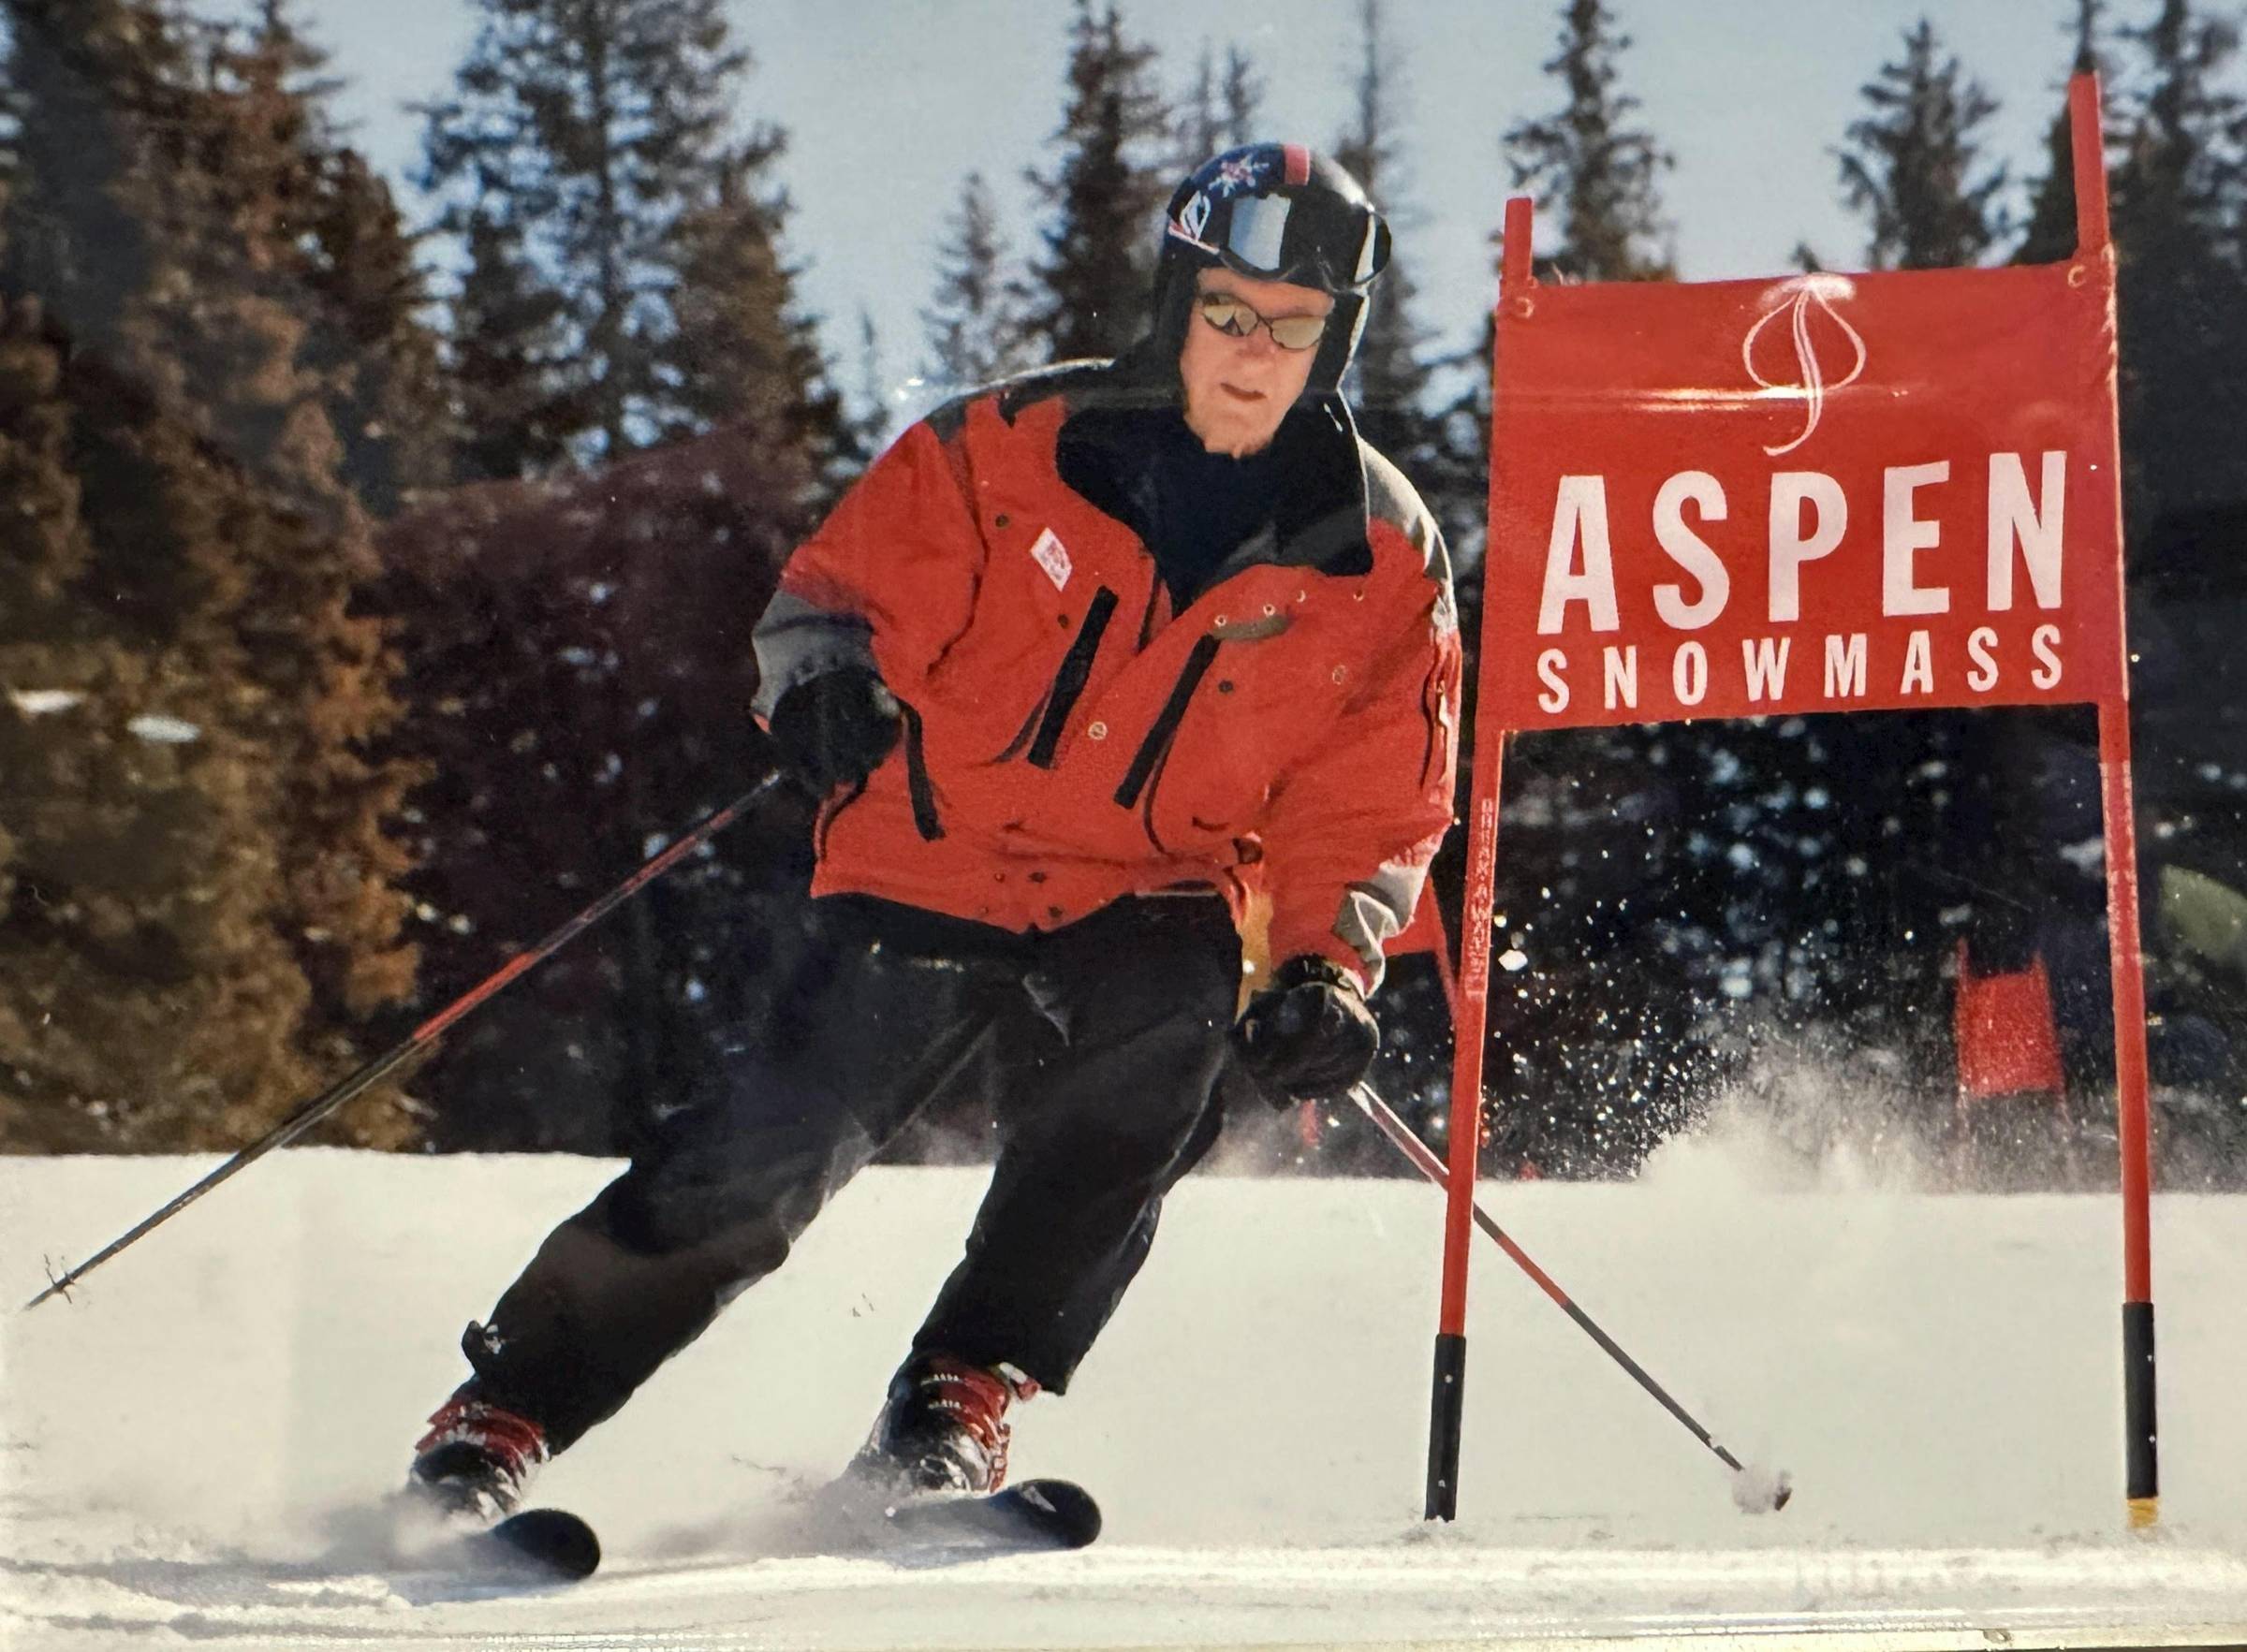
[1024,339,1374,580]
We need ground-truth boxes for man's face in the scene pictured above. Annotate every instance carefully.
[1177,269,1334,458]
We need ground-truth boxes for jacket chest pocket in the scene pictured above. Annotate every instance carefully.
[940,507,1143,753]
[994,584,1120,767]
[1118,614,1314,846]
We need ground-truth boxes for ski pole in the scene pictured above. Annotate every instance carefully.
[1346,1082,1791,1512]
[22,770,792,1313]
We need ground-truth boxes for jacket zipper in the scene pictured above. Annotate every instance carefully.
[1027,587,1118,768]
[1114,634,1221,810]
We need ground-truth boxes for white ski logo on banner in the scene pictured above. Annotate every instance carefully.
[1030,526,1073,591]
[1743,275,1867,457]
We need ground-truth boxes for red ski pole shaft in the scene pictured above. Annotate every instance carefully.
[22,772,788,1313]
[1349,1083,1763,1484]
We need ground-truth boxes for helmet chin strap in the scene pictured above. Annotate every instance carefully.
[1307,289,1369,397]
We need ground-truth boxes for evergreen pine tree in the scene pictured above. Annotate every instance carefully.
[1504,0,1675,283]
[374,411,819,1151]
[1435,0,1676,555]
[1467,0,1675,533]
[0,0,419,1148]
[2099,4,2247,1100]
[184,0,449,517]
[1024,0,1170,363]
[0,295,320,1151]
[447,209,584,481]
[659,129,844,472]
[383,5,841,1150]
[298,137,453,516]
[1222,47,1263,148]
[419,0,769,468]
[1331,0,1434,471]
[1469,1,1775,1173]
[0,0,164,358]
[1835,20,2008,271]
[0,1,296,1149]
[1179,45,1223,172]
[2107,0,2247,535]
[920,170,1032,390]
[160,5,421,1089]
[848,306,889,461]
[1177,42,1262,168]
[2017,0,2106,265]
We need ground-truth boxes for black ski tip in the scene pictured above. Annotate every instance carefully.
[1007,1478,1102,1547]
[488,1506,601,1580]
[1771,1479,1795,1513]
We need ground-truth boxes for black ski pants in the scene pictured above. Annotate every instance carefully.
[452,890,1242,1454]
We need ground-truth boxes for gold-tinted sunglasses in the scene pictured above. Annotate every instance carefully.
[1196,290,1330,352]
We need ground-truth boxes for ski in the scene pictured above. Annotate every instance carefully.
[800,1475,1103,1563]
[466,1506,603,1582]
[871,1478,1102,1559]
[421,1480,1093,1581]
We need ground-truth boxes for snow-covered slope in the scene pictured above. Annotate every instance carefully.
[4,1141,2244,1650]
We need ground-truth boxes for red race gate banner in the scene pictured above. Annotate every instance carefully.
[1428,76,2157,1529]
[1485,260,2126,727]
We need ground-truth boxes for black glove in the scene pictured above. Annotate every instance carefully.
[1231,955,1380,1105]
[770,665,903,794]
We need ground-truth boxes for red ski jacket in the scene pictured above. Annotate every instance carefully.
[753,358,1461,990]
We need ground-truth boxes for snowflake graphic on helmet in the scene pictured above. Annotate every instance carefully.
[1211,154,1266,194]
[1174,155,1271,241]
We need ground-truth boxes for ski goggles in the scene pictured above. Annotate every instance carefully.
[1196,291,1330,352]
[1168,187,1390,292]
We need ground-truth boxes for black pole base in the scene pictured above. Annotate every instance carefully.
[1425,1332,1467,1521]
[2123,1299,2157,1508]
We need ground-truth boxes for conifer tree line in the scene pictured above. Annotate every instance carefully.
[1460,0,2247,1178]
[0,0,2241,1171]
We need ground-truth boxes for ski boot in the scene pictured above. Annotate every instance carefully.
[848,1352,1037,1495]
[406,1393,550,1526]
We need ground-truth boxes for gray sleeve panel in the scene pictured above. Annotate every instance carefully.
[751,588,879,721]
[1358,441,1458,636]
[1359,445,1445,566]
[1331,856,1433,994]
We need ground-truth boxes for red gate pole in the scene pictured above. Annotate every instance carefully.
[2101,702,2158,1524]
[1423,195,1533,1521]
[2070,69,2159,1527]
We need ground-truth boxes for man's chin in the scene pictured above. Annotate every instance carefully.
[1191,417,1280,458]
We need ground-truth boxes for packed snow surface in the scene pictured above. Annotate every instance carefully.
[4,1133,2245,1650]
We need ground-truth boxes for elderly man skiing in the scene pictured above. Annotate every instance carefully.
[407,142,1461,1525]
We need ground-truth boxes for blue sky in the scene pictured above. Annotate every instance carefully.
[285,0,2182,425]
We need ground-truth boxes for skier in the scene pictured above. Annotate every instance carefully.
[406,143,1461,1523]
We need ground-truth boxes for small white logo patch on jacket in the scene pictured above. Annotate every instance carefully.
[1030,527,1073,592]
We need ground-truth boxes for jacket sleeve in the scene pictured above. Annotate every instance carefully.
[752,412,985,723]
[1256,529,1462,995]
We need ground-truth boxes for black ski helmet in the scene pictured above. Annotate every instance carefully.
[1152,143,1391,396]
